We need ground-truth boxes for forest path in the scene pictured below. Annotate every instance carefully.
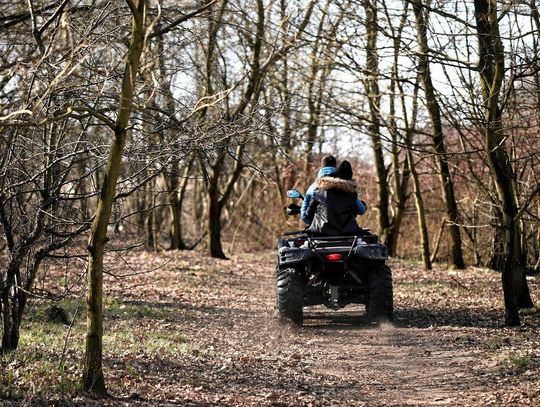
[95,250,539,406]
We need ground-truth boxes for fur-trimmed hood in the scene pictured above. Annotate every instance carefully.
[316,176,357,193]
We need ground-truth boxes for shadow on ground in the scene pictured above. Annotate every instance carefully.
[300,306,505,330]
[392,307,504,329]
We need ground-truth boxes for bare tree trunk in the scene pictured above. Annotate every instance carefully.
[202,0,260,258]
[407,150,432,270]
[83,0,147,393]
[168,160,192,250]
[386,3,410,256]
[363,0,391,243]
[279,0,292,152]
[1,262,22,352]
[146,191,157,252]
[474,0,532,326]
[413,0,465,269]
[490,206,506,271]
[197,0,313,258]
[0,118,57,352]
[205,144,245,259]
[207,175,227,258]
[303,0,332,175]
[397,72,431,269]
[164,162,184,250]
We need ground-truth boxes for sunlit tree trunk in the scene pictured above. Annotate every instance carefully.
[407,149,431,270]
[474,0,532,326]
[83,0,147,393]
[165,164,183,250]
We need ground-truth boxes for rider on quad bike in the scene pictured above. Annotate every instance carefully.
[276,160,393,325]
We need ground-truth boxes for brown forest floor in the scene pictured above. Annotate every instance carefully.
[1,250,540,406]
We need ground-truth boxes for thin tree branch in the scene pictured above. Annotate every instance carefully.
[39,0,71,34]
[149,0,218,39]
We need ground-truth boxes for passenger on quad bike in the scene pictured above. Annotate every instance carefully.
[300,155,337,224]
[305,160,367,236]
[301,158,367,227]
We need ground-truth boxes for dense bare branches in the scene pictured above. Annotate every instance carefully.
[1,0,540,373]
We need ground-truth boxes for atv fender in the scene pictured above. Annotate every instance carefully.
[278,247,314,267]
[353,243,388,260]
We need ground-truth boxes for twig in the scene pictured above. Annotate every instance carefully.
[450,275,470,291]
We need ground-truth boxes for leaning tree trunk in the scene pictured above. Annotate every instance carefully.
[83,0,147,393]
[474,0,532,326]
[413,0,465,269]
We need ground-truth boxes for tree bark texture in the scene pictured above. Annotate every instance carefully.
[474,0,532,326]
[83,0,147,393]
[362,0,391,243]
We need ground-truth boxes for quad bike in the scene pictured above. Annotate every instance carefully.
[276,189,393,326]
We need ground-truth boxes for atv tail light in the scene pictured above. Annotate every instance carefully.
[326,253,343,261]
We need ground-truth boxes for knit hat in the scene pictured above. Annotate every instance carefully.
[335,160,353,180]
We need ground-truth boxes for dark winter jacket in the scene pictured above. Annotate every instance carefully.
[306,176,365,236]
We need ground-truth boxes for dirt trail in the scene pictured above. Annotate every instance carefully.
[300,311,485,406]
[96,250,538,406]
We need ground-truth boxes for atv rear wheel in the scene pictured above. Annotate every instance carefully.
[276,268,304,326]
[367,263,393,322]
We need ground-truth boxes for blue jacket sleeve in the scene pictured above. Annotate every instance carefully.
[356,197,367,215]
[301,182,317,224]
